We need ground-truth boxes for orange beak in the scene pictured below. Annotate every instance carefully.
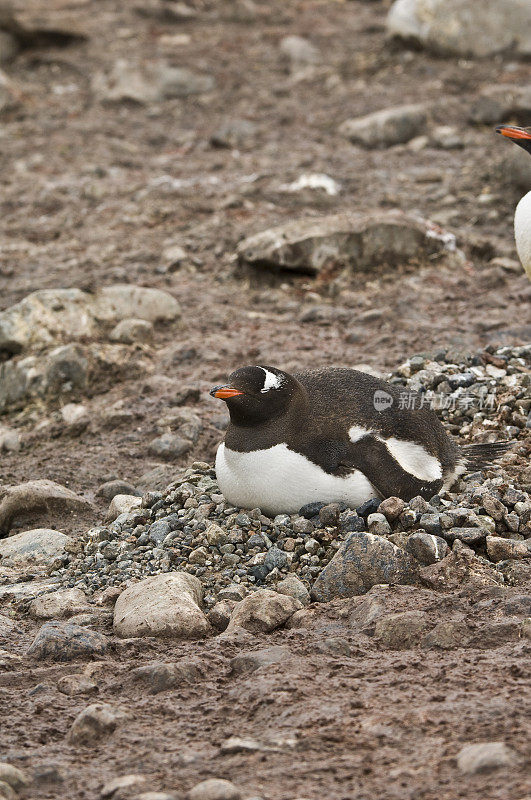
[496,125,531,141]
[210,385,243,400]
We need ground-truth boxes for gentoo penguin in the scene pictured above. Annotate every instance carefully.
[496,125,531,280]
[210,365,508,515]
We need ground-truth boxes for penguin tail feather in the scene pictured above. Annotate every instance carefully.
[460,441,512,470]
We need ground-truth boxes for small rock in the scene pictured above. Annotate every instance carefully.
[61,403,89,431]
[311,532,417,601]
[406,531,448,565]
[0,764,30,792]
[210,119,257,149]
[110,318,154,344]
[276,575,310,606]
[456,742,517,774]
[131,659,202,694]
[339,104,427,147]
[226,589,302,634]
[57,674,98,696]
[188,778,241,800]
[367,512,392,536]
[113,572,209,639]
[486,536,531,563]
[442,527,488,544]
[0,425,20,452]
[0,528,74,566]
[319,503,341,527]
[97,480,140,501]
[101,774,147,798]
[279,35,320,69]
[420,549,504,591]
[207,600,234,631]
[421,620,471,649]
[107,494,142,520]
[378,496,405,522]
[67,702,126,746]
[264,546,289,572]
[26,621,108,661]
[229,645,292,675]
[29,588,91,620]
[374,610,430,649]
[148,433,192,460]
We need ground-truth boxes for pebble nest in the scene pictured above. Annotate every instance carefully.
[56,343,531,604]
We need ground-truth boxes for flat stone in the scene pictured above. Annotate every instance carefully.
[339,103,427,147]
[374,610,430,649]
[29,588,91,620]
[311,532,417,601]
[67,702,127,746]
[441,527,488,544]
[225,589,302,634]
[0,479,93,537]
[130,659,203,694]
[113,572,209,639]
[147,433,192,460]
[0,528,74,565]
[26,621,108,661]
[486,536,531,563]
[387,0,531,57]
[457,742,517,774]
[420,549,504,591]
[56,674,99,696]
[421,620,471,649]
[229,645,292,676]
[96,480,140,501]
[187,779,241,800]
[236,211,459,277]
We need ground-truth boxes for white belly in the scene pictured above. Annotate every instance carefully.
[515,190,531,280]
[215,442,377,516]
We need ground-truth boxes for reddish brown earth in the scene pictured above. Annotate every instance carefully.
[0,1,530,798]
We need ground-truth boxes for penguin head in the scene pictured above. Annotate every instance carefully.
[210,365,296,425]
[496,125,531,155]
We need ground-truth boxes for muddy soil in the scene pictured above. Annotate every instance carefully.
[0,1,530,798]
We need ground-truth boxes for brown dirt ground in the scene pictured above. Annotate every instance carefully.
[0,1,530,798]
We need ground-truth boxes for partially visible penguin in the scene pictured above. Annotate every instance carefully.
[496,124,531,280]
[209,365,509,516]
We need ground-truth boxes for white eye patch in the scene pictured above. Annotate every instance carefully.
[257,366,283,392]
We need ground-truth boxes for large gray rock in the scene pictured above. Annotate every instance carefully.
[0,285,180,355]
[237,211,459,276]
[387,0,531,58]
[113,572,209,639]
[0,528,74,565]
[226,589,302,634]
[311,532,417,602]
[0,480,93,537]
[339,104,427,147]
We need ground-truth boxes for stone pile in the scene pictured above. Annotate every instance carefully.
[51,343,530,607]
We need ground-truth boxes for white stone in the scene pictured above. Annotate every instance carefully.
[106,494,142,521]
